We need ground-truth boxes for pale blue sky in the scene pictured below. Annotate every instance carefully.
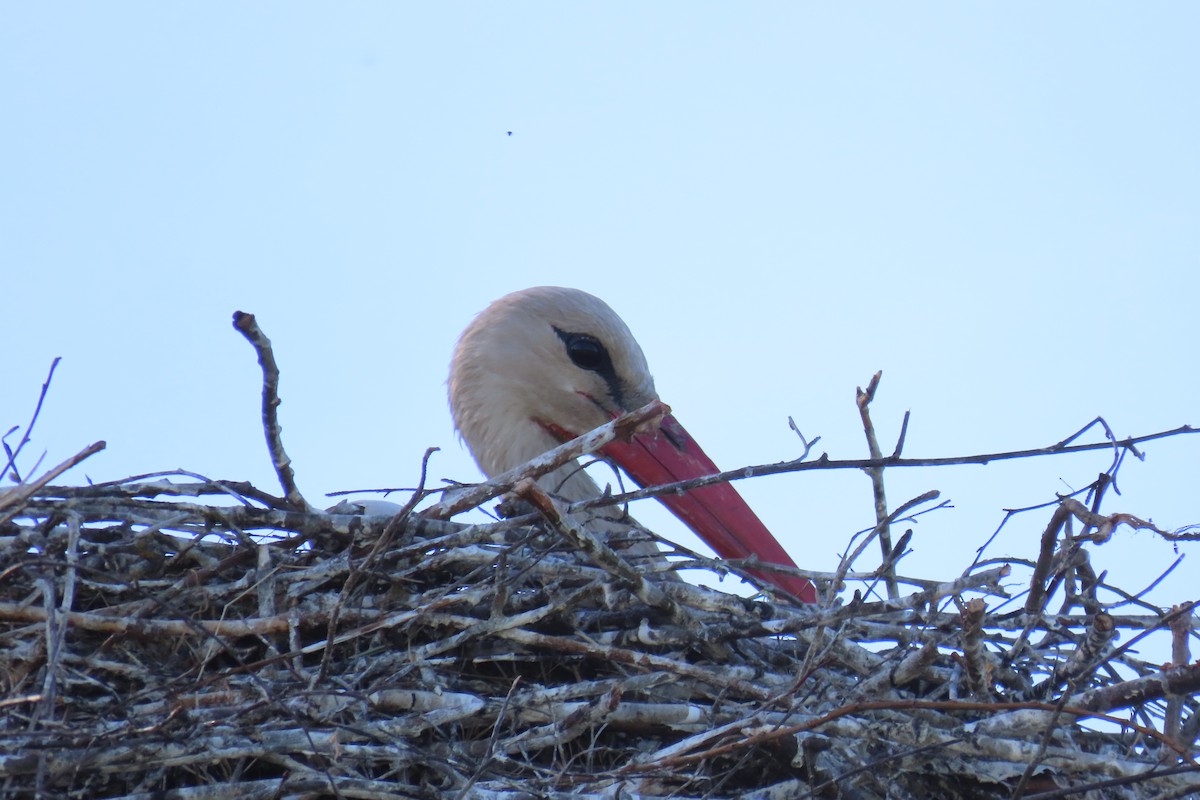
[3,5,1197,606]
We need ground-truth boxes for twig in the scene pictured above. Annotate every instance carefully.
[581,423,1200,513]
[956,597,990,699]
[1025,502,1070,615]
[1070,651,1200,714]
[0,601,299,637]
[456,676,522,799]
[856,371,899,600]
[0,441,106,526]
[1165,602,1193,743]
[514,478,685,623]
[420,400,669,519]
[831,490,941,598]
[319,447,437,682]
[1,357,60,485]
[787,417,820,459]
[1021,765,1200,800]
[5,357,1200,798]
[232,311,307,510]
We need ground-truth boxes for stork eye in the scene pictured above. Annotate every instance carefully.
[553,327,613,374]
[563,334,607,371]
[553,326,625,407]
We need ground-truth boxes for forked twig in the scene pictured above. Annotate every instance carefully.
[856,370,899,600]
[1,357,61,485]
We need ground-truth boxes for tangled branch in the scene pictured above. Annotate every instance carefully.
[2,316,1198,799]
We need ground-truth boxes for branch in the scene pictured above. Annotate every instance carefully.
[231,311,307,510]
[581,424,1200,512]
[420,400,669,519]
[856,370,899,601]
[0,441,105,526]
[514,478,684,622]
[1,357,60,485]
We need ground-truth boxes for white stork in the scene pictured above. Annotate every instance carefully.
[448,286,816,603]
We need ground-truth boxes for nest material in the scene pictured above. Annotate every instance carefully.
[1,470,1199,800]
[3,323,1199,799]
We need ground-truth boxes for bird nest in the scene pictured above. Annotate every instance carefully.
[2,315,1199,799]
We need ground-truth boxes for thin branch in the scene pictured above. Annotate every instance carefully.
[1165,602,1194,744]
[0,441,106,526]
[580,423,1200,513]
[1,357,60,485]
[856,370,898,601]
[514,478,684,623]
[420,400,669,519]
[6,353,1200,799]
[232,310,307,510]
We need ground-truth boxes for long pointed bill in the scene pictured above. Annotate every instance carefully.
[596,413,817,603]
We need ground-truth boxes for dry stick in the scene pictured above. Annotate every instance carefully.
[43,470,286,508]
[1012,575,1171,800]
[831,490,941,597]
[403,594,600,666]
[493,624,774,700]
[583,424,1200,516]
[421,399,669,519]
[318,447,437,683]
[756,565,1010,638]
[1011,498,1140,664]
[1016,498,1183,661]
[231,311,307,510]
[499,683,624,755]
[1046,612,1115,693]
[1002,615,1200,799]
[455,676,522,800]
[1,357,61,484]
[631,710,776,773]
[1082,598,1200,690]
[0,601,296,637]
[33,573,60,726]
[858,639,940,696]
[1059,495,1171,546]
[29,513,81,730]
[996,660,1200,800]
[514,479,685,623]
[804,488,939,705]
[856,371,899,601]
[1020,765,1200,800]
[1009,614,1119,799]
[1070,652,1200,716]
[27,546,71,796]
[974,469,1118,582]
[629,697,1185,780]
[1024,503,1070,615]
[0,440,106,526]
[1165,602,1194,743]
[956,597,990,700]
[13,496,468,546]
[810,737,966,800]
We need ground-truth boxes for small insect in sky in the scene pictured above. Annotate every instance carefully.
[506,131,512,136]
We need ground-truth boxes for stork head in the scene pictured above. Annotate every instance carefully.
[448,286,817,603]
[449,286,660,499]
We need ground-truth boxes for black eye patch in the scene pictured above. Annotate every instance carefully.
[553,327,625,408]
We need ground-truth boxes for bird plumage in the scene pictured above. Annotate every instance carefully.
[448,285,817,602]
[449,286,657,501]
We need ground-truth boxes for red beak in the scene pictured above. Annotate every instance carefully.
[584,413,817,603]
